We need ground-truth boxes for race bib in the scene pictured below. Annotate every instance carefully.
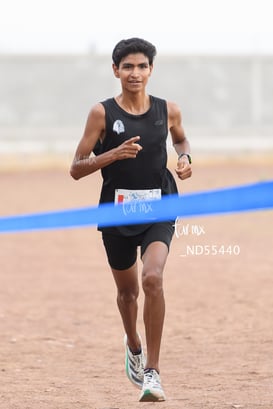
[114,188,161,204]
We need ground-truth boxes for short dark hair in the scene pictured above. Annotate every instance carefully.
[112,37,157,67]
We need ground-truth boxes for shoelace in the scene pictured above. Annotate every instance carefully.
[131,352,144,372]
[144,370,160,388]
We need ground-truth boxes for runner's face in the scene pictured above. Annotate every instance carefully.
[113,53,153,92]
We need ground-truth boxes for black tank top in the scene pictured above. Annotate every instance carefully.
[96,95,178,236]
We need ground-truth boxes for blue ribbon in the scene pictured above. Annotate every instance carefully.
[0,181,272,233]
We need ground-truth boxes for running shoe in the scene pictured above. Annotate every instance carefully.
[124,334,146,389]
[139,368,166,402]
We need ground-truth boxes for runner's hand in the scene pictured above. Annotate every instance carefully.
[175,157,192,180]
[115,136,142,159]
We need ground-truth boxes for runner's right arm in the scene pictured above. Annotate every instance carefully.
[70,103,142,180]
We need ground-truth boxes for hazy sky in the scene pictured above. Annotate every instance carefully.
[1,0,273,54]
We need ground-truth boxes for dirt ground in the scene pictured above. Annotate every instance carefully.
[0,154,273,409]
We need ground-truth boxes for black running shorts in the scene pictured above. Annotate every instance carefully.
[101,221,175,270]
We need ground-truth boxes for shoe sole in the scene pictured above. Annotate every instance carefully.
[139,389,166,402]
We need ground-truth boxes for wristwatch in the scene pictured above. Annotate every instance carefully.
[178,153,192,164]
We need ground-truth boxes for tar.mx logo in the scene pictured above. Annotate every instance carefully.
[174,217,205,238]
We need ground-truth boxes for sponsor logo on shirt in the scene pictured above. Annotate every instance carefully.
[154,119,163,126]
[113,119,125,134]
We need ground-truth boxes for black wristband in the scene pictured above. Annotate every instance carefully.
[178,153,192,164]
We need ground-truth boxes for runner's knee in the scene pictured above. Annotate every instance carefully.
[117,287,139,305]
[142,269,163,297]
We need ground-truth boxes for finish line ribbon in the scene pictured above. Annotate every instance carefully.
[0,180,272,233]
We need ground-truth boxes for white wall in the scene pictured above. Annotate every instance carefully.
[0,54,272,154]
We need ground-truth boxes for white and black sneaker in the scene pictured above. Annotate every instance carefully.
[124,334,146,389]
[139,368,166,402]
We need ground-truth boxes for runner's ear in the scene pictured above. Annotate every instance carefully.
[112,63,120,78]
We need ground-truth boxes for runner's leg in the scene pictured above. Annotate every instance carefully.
[141,241,168,372]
